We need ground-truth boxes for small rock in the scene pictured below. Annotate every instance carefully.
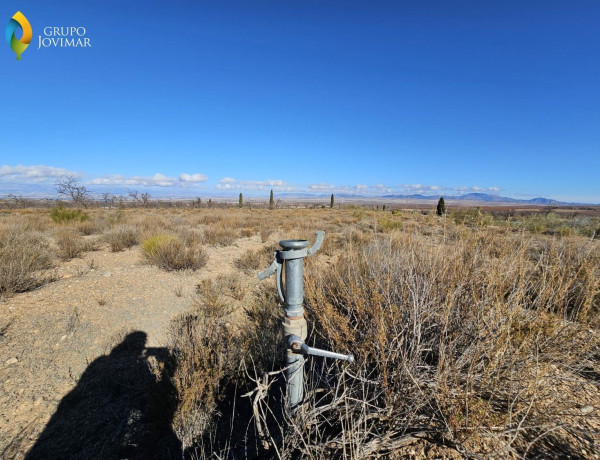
[581,405,594,415]
[5,358,18,366]
[103,271,112,277]
[60,335,67,341]
[63,274,73,279]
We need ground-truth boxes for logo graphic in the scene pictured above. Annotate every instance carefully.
[5,11,32,60]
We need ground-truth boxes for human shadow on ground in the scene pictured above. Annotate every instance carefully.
[26,331,181,460]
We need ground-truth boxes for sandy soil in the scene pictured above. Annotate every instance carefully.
[0,234,265,458]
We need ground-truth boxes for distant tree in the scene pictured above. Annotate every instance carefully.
[383,204,386,211]
[269,189,274,210]
[239,193,243,208]
[208,198,213,208]
[56,176,90,209]
[330,193,334,209]
[195,197,202,208]
[436,196,446,216]
[128,190,151,207]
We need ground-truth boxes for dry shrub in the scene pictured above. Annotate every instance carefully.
[203,226,239,246]
[194,279,236,318]
[260,227,275,243]
[0,225,54,297]
[169,281,240,450]
[8,213,51,232]
[76,218,105,235]
[103,225,139,252]
[169,284,282,455]
[131,214,173,233]
[215,274,246,301]
[288,231,600,458]
[142,233,208,271]
[55,228,95,261]
[235,245,273,271]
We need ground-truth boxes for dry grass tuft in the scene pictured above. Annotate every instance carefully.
[141,233,208,271]
[203,226,239,247]
[55,228,95,261]
[0,225,54,297]
[235,245,273,271]
[103,225,139,252]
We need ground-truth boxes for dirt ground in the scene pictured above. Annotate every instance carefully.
[0,234,265,458]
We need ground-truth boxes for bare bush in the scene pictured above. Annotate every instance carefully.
[0,225,54,297]
[235,245,273,271]
[141,234,208,271]
[203,226,239,247]
[103,225,139,252]
[55,229,95,261]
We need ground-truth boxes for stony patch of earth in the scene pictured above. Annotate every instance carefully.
[0,235,265,458]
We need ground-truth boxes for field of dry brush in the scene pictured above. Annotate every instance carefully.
[1,205,599,459]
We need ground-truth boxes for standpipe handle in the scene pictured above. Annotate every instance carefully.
[288,335,354,363]
[307,231,325,256]
[257,254,286,303]
[257,257,278,281]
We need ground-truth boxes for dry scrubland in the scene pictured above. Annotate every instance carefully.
[1,205,599,459]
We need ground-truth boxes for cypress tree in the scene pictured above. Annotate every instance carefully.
[330,193,334,209]
[269,189,274,210]
[239,193,243,208]
[436,197,446,216]
[208,198,213,208]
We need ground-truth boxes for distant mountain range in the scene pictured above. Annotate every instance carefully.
[382,192,573,205]
[279,192,592,206]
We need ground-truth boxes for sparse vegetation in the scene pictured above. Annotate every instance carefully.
[50,204,89,224]
[103,225,139,252]
[55,228,94,261]
[235,245,272,271]
[0,225,54,297]
[141,233,208,271]
[1,204,599,458]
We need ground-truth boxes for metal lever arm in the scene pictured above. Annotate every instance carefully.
[257,257,278,280]
[288,335,354,363]
[307,231,325,256]
[257,254,285,303]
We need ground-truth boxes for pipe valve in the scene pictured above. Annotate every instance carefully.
[288,335,355,363]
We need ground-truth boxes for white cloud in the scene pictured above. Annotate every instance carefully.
[216,178,293,191]
[89,172,209,188]
[0,164,81,183]
[355,184,367,190]
[179,173,208,183]
[89,173,178,187]
[401,184,441,192]
[452,185,501,193]
[309,183,335,191]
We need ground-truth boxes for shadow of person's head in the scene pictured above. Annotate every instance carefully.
[25,330,181,460]
[111,330,147,355]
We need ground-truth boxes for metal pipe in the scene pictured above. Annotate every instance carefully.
[258,231,353,414]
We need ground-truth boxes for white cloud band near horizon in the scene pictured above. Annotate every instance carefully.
[0,163,525,199]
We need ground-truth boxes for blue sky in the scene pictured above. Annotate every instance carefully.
[1,1,599,202]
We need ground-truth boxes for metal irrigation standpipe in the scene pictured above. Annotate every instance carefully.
[258,231,354,413]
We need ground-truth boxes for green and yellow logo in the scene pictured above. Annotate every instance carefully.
[5,11,32,60]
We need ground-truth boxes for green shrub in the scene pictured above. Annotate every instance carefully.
[142,233,208,271]
[378,217,403,232]
[50,204,89,224]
